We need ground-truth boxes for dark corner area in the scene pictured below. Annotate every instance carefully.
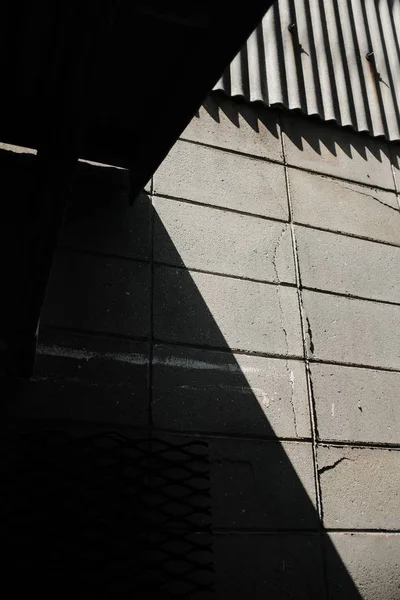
[3,1,400,599]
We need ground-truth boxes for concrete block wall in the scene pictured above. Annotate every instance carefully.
[13,94,400,598]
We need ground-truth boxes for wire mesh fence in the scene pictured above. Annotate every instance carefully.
[4,423,213,598]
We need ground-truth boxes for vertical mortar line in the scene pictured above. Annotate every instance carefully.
[280,118,330,599]
[279,120,324,521]
[280,120,330,598]
[147,176,155,429]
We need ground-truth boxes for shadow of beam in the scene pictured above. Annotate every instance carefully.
[3,140,366,598]
[150,199,363,600]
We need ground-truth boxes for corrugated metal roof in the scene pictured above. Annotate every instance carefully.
[214,0,400,141]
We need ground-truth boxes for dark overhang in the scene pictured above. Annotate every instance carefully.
[1,1,274,379]
[1,1,274,194]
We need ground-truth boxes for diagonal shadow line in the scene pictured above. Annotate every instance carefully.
[5,152,365,599]
[150,195,363,600]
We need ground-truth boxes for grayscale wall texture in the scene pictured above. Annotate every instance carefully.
[8,1,400,598]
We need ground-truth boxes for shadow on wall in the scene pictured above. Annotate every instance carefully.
[202,92,394,166]
[5,150,365,598]
[150,195,363,600]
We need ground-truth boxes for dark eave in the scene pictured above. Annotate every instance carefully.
[0,1,275,379]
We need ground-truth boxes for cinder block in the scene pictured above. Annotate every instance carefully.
[318,445,400,529]
[181,94,283,162]
[152,344,310,438]
[311,363,400,445]
[211,439,317,529]
[326,533,400,600]
[153,266,303,356]
[289,168,400,245]
[296,226,400,303]
[215,534,325,599]
[153,140,288,221]
[61,178,151,260]
[153,197,295,283]
[13,330,148,425]
[42,250,149,338]
[302,290,400,369]
[282,114,394,189]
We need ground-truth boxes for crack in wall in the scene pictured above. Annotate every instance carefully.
[281,139,324,530]
[270,226,286,286]
[332,180,399,213]
[305,317,314,355]
[318,456,352,476]
[271,227,298,438]
[287,369,297,437]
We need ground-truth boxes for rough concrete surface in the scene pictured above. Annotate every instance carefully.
[61,188,151,260]
[211,439,317,529]
[152,344,311,438]
[42,250,150,338]
[311,363,400,445]
[11,330,148,425]
[326,533,400,600]
[13,94,400,598]
[318,445,400,529]
[181,94,283,162]
[289,168,400,245]
[302,289,400,369]
[215,534,325,599]
[153,139,288,220]
[296,225,400,303]
[154,265,304,356]
[281,113,395,189]
[154,196,295,283]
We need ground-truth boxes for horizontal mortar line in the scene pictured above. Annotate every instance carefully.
[324,528,400,535]
[151,191,289,224]
[40,326,304,361]
[308,357,400,374]
[179,135,399,194]
[284,159,398,194]
[152,339,400,374]
[293,221,400,250]
[154,260,297,288]
[152,193,400,253]
[317,439,400,451]
[57,245,150,265]
[6,415,155,437]
[151,427,312,445]
[41,324,149,345]
[301,285,400,307]
[40,327,400,375]
[58,238,400,300]
[152,337,305,361]
[8,415,400,460]
[178,136,286,167]
[214,528,400,535]
[213,528,320,535]
[7,417,309,448]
